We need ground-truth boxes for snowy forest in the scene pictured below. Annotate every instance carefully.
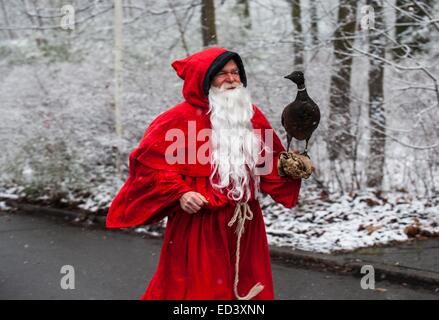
[0,0,438,253]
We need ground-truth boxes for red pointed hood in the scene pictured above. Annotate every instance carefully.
[171,47,247,109]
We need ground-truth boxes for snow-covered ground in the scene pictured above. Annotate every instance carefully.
[262,185,439,253]
[2,183,437,254]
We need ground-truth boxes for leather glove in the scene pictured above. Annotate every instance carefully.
[277,151,313,179]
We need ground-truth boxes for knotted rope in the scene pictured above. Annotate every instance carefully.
[227,202,264,300]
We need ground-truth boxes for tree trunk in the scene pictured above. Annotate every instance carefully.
[327,0,357,160]
[309,0,319,45]
[201,0,217,47]
[288,0,303,68]
[366,0,386,189]
[114,0,124,179]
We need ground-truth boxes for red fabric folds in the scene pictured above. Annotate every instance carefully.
[106,47,302,300]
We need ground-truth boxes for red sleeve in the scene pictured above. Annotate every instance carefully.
[253,105,302,209]
[106,155,192,229]
[259,156,302,209]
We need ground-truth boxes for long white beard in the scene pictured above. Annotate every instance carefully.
[207,83,264,203]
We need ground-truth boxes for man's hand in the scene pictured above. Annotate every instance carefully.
[179,191,209,214]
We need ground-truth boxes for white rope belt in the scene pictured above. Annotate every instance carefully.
[227,202,264,300]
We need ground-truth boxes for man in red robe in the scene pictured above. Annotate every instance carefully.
[106,47,302,300]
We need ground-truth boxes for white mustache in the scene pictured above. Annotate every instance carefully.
[220,82,242,90]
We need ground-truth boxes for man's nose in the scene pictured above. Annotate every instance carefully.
[225,73,235,82]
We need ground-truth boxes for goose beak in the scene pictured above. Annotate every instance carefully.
[284,75,291,80]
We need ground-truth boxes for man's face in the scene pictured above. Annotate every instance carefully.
[211,59,241,90]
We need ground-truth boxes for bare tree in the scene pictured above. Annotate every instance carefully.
[309,0,319,45]
[114,0,124,179]
[393,0,434,60]
[201,0,217,47]
[287,0,303,68]
[366,0,386,189]
[167,0,194,55]
[327,0,358,161]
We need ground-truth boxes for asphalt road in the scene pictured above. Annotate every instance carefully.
[0,210,437,300]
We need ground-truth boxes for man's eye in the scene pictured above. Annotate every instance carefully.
[216,70,240,77]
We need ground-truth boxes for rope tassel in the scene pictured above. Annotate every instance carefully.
[228,202,264,300]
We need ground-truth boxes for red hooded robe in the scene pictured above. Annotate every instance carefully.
[106,47,301,300]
